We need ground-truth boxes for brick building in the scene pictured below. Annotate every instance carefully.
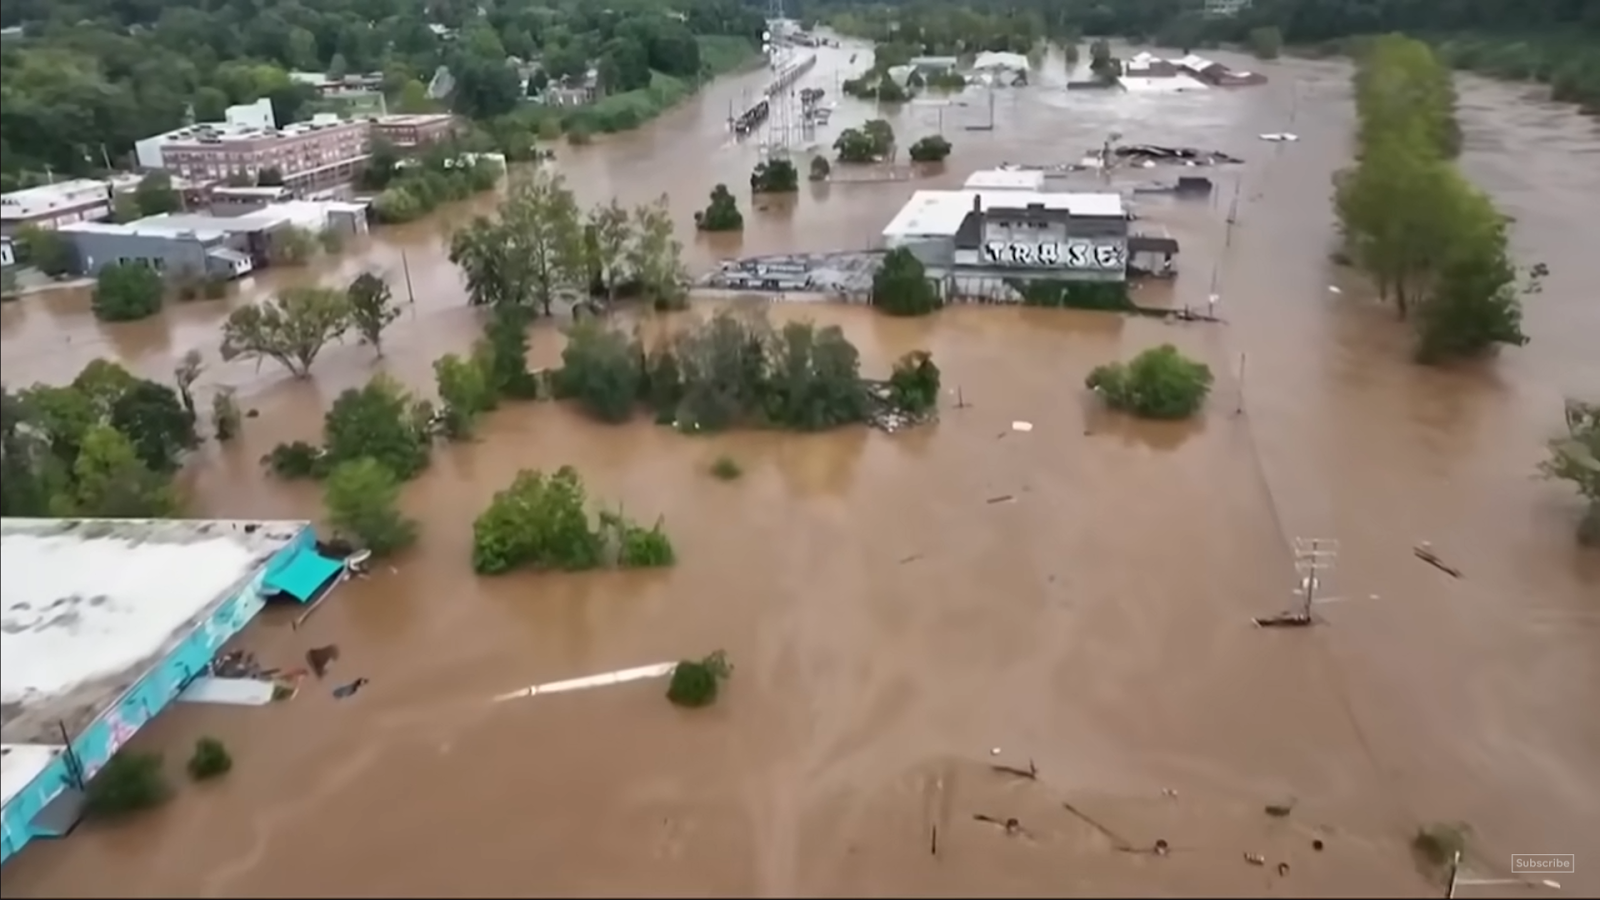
[370,113,461,148]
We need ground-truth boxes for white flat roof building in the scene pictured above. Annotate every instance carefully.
[0,180,115,231]
[882,189,1125,243]
[0,518,307,747]
[962,169,1047,192]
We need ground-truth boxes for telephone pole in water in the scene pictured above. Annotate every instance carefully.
[1292,537,1340,620]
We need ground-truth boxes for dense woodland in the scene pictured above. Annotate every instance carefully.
[0,0,764,189]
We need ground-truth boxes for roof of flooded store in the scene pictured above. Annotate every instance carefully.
[0,518,307,744]
[881,189,1125,239]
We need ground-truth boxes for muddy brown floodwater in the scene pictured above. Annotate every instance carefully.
[3,41,1598,898]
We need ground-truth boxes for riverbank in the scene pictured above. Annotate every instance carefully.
[562,36,762,138]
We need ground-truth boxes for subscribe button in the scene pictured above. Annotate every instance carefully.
[1511,854,1575,874]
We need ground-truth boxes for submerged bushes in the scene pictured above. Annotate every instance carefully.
[1087,344,1214,420]
[471,466,675,575]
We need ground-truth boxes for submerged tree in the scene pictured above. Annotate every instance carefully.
[346,272,402,357]
[450,169,584,317]
[220,287,351,378]
[1086,344,1214,420]
[694,184,743,232]
[324,457,419,556]
[628,195,688,309]
[871,247,942,316]
[1540,400,1600,545]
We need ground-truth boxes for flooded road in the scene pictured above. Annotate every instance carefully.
[3,42,1597,897]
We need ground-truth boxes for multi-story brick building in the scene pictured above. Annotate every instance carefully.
[369,113,461,149]
[137,108,371,193]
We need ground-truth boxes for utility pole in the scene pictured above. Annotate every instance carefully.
[1292,537,1340,620]
[400,248,418,320]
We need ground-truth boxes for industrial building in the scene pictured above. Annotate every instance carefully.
[0,518,347,864]
[880,173,1179,299]
[57,200,369,278]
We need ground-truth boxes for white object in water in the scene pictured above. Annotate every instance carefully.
[178,676,277,707]
[493,661,678,702]
[345,548,373,574]
[1011,421,1034,432]
[991,747,1002,756]
[1259,132,1300,142]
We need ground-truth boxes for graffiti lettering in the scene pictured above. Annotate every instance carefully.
[982,240,1126,270]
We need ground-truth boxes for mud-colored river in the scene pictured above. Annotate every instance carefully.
[2,42,1596,898]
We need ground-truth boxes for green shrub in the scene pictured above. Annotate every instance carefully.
[709,455,743,480]
[1086,344,1213,420]
[187,737,233,781]
[86,751,170,815]
[666,651,732,708]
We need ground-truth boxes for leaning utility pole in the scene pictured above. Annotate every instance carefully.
[1292,537,1340,619]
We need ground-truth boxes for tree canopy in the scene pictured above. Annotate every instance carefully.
[0,0,766,189]
[2,359,195,518]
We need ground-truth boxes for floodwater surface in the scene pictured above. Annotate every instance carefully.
[2,42,1597,898]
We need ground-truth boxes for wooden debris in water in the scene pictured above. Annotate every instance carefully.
[1414,545,1463,578]
[990,759,1039,780]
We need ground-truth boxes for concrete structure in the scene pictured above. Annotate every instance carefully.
[136,104,370,192]
[370,113,461,148]
[882,189,1136,299]
[1175,53,1268,87]
[0,518,346,864]
[1,237,14,268]
[0,180,114,236]
[1204,0,1253,16]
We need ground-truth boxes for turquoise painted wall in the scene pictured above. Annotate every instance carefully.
[0,526,315,864]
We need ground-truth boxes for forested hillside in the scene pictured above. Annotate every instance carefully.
[0,0,763,190]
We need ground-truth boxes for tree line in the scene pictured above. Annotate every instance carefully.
[810,0,1599,111]
[0,0,764,189]
[1334,34,1533,364]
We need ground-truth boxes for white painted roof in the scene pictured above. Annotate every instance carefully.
[0,519,307,743]
[963,169,1047,191]
[972,51,1030,72]
[882,189,1125,239]
[57,220,231,242]
[0,180,111,221]
[1,743,63,807]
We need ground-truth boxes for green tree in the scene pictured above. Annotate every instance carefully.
[907,134,952,163]
[888,350,941,413]
[628,195,688,309]
[322,374,430,479]
[133,172,182,217]
[187,737,232,781]
[91,262,165,322]
[1249,27,1283,60]
[324,457,419,556]
[871,247,942,317]
[16,226,75,278]
[471,467,606,574]
[86,752,169,815]
[57,424,178,518]
[450,169,584,317]
[211,388,242,442]
[666,651,731,708]
[809,155,831,182]
[750,158,799,193]
[587,199,634,304]
[1086,344,1214,420]
[556,319,643,422]
[432,352,497,437]
[220,287,351,378]
[694,184,743,232]
[109,380,198,472]
[1539,400,1599,545]
[346,272,401,356]
[173,350,204,417]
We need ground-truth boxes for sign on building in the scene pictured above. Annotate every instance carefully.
[982,239,1126,271]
